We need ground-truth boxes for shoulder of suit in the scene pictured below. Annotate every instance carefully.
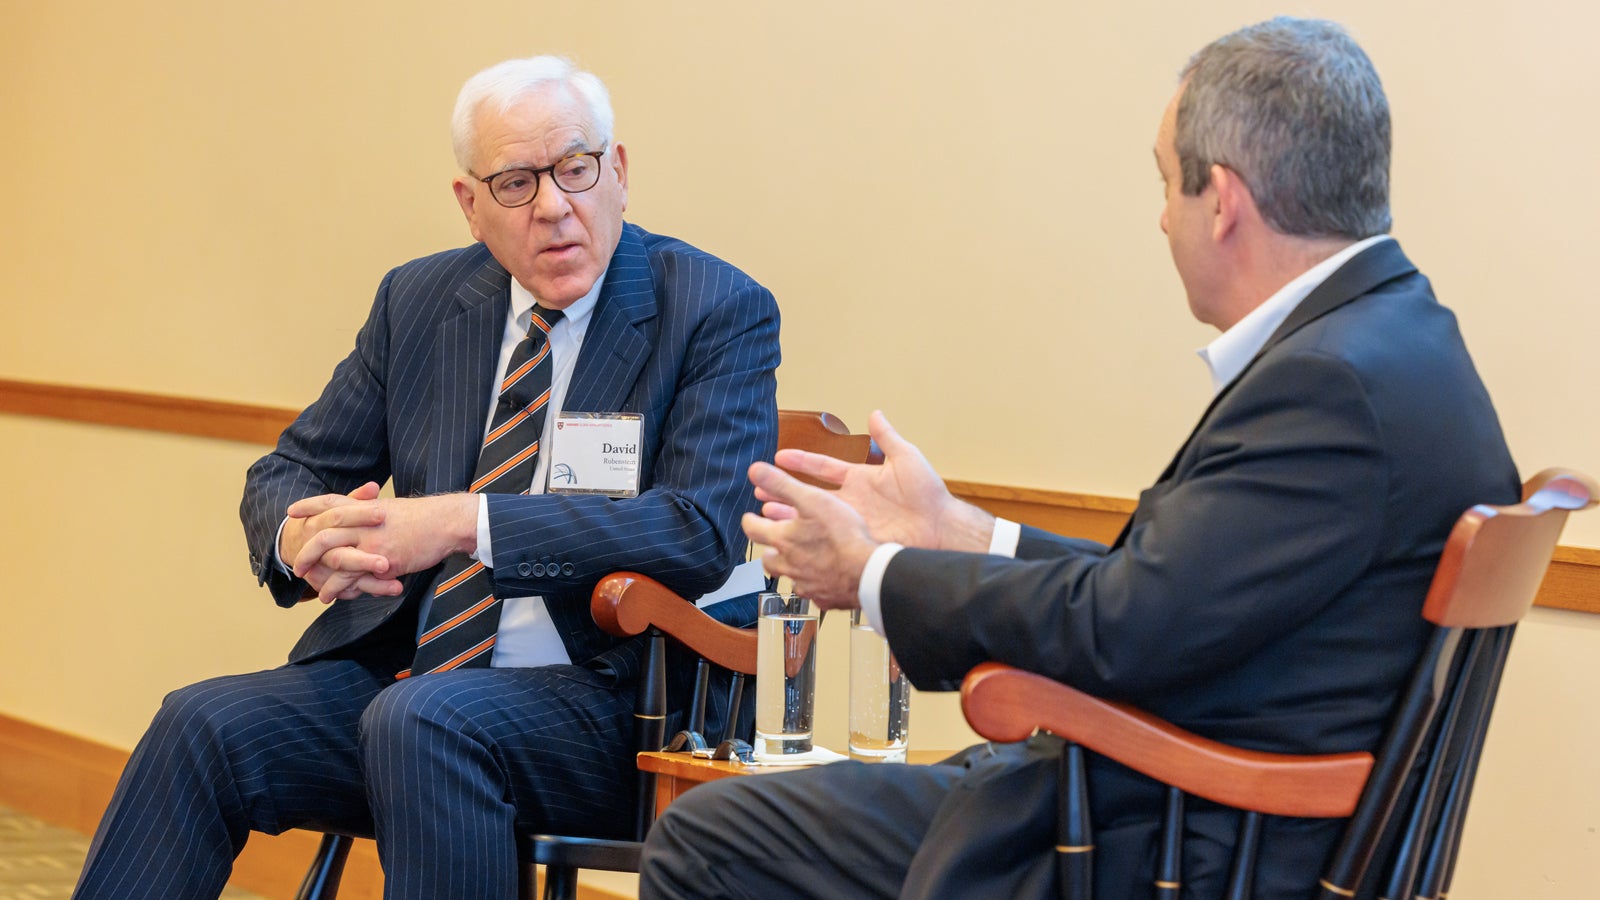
[386,242,496,280]
[1254,280,1460,395]
[628,221,769,298]
[370,243,501,303]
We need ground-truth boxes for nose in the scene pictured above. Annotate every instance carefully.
[531,173,573,222]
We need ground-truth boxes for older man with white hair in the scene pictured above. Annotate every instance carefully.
[76,56,778,900]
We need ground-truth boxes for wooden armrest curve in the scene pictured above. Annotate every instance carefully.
[592,572,758,675]
[960,662,1372,818]
[777,409,883,489]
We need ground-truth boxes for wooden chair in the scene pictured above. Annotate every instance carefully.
[959,468,1596,900]
[296,409,880,900]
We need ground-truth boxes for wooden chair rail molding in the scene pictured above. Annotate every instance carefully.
[4,377,1595,616]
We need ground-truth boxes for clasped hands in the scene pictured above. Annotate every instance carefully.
[278,484,478,603]
[741,411,997,610]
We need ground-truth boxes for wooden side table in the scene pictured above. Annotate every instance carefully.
[638,750,954,819]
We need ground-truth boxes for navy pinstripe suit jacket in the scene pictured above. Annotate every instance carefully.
[241,223,779,676]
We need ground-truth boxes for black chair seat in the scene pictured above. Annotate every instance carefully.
[522,834,643,872]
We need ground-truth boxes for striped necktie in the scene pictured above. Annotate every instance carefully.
[406,304,564,677]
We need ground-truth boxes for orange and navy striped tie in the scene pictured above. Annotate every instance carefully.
[406,304,563,677]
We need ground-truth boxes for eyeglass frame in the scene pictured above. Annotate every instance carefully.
[471,145,609,209]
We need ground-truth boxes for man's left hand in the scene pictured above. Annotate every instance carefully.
[289,493,479,602]
[742,461,879,609]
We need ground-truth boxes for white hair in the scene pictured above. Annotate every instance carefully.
[450,56,615,174]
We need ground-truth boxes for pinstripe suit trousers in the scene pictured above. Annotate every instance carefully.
[75,659,635,900]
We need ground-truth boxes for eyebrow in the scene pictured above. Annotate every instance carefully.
[497,139,601,174]
[556,137,593,157]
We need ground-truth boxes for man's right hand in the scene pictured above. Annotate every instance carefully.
[279,481,403,603]
[760,411,997,553]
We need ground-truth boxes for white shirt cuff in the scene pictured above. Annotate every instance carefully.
[859,520,1018,637]
[857,542,904,637]
[989,517,1021,557]
[474,494,492,564]
[273,517,294,575]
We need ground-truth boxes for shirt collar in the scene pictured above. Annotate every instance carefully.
[508,266,607,334]
[1198,234,1390,394]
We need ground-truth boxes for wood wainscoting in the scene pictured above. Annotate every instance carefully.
[1,378,1594,615]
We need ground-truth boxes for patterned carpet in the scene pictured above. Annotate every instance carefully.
[0,805,266,900]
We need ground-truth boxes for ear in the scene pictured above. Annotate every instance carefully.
[611,142,629,211]
[452,176,485,242]
[1208,163,1249,243]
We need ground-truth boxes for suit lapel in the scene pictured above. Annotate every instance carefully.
[1112,239,1419,549]
[427,253,511,493]
[564,224,657,413]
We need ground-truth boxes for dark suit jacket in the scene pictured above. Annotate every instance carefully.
[241,223,779,678]
[883,240,1519,898]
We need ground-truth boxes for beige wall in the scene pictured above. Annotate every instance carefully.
[2,1,1596,897]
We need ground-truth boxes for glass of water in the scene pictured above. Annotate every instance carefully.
[849,609,910,762]
[755,592,819,756]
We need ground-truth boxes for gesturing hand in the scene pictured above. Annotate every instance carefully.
[760,411,995,553]
[742,461,879,609]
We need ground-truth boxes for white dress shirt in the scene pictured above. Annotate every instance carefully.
[856,235,1392,638]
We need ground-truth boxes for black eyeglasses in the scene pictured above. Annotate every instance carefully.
[473,146,607,208]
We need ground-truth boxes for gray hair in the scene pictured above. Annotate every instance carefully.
[450,56,615,174]
[1177,17,1391,239]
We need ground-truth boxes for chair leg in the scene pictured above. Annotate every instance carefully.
[294,833,353,900]
[1057,742,1093,900]
[518,863,538,900]
[1155,787,1184,900]
[541,864,579,900]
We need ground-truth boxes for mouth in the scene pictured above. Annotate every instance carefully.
[541,241,581,259]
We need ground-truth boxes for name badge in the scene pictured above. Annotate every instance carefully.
[547,413,643,498]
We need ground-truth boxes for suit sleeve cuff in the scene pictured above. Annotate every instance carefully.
[857,542,904,636]
[990,517,1021,557]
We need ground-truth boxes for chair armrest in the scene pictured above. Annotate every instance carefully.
[959,662,1372,818]
[778,410,883,488]
[592,572,758,675]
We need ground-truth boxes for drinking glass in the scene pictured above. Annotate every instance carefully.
[849,609,910,761]
[755,592,819,756]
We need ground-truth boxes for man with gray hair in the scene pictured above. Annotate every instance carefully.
[641,18,1515,898]
[76,56,779,899]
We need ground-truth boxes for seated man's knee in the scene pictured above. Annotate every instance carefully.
[146,676,264,753]
[641,784,721,894]
[358,676,479,754]
[646,775,744,858]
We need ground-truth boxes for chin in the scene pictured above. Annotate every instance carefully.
[532,273,598,307]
